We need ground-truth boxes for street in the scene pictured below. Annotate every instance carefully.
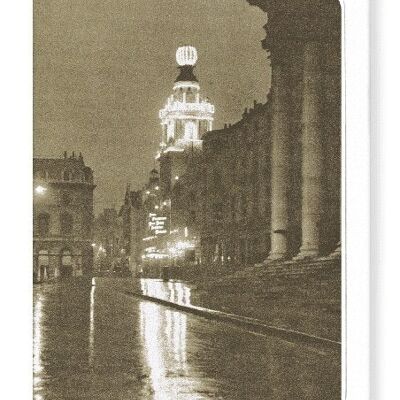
[33,278,341,400]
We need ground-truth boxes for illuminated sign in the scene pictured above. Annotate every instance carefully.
[148,213,168,235]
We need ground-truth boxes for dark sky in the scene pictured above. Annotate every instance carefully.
[34,0,270,213]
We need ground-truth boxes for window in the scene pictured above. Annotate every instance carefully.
[63,170,73,181]
[82,218,91,237]
[60,213,73,235]
[184,121,197,140]
[37,213,50,236]
[84,170,91,182]
[61,192,72,206]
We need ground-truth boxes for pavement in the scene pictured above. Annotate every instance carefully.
[166,261,342,342]
[33,277,341,400]
[130,278,341,349]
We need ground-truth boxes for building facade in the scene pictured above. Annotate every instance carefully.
[201,0,341,265]
[200,101,273,266]
[118,185,144,271]
[33,152,95,282]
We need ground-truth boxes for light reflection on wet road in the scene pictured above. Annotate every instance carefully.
[140,279,193,305]
[33,278,340,400]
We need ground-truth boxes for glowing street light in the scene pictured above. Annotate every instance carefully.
[35,185,47,195]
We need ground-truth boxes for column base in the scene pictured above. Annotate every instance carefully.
[262,252,289,265]
[328,242,341,259]
[293,247,319,260]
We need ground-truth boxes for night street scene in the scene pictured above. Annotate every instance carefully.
[33,0,341,399]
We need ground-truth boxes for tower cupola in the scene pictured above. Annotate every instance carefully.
[175,46,198,82]
[159,46,215,151]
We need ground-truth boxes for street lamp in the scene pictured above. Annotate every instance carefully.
[35,185,47,195]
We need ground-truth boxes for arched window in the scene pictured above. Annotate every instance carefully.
[35,170,48,180]
[60,213,73,235]
[167,121,175,141]
[37,213,50,236]
[60,249,73,277]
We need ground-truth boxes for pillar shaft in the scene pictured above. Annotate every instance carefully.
[297,42,324,258]
[267,62,292,260]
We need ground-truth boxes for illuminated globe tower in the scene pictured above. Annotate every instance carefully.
[158,46,214,194]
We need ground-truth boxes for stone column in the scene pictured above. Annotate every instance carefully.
[267,60,292,261]
[296,42,324,258]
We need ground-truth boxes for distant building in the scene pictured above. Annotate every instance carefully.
[93,208,122,271]
[33,152,95,282]
[118,185,143,270]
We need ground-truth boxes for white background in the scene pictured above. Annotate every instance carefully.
[370,0,400,398]
[0,0,398,398]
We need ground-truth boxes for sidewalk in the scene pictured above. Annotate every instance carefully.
[127,259,341,348]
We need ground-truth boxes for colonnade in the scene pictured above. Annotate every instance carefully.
[252,0,342,262]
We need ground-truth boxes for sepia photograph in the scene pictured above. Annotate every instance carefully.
[33,0,343,398]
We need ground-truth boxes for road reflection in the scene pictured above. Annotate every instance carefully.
[33,293,43,400]
[140,279,192,305]
[88,278,95,368]
[33,279,340,399]
[139,294,219,399]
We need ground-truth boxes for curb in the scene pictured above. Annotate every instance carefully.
[123,290,341,350]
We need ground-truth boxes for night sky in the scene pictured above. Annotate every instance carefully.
[34,0,270,213]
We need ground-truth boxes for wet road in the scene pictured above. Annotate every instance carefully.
[33,278,341,400]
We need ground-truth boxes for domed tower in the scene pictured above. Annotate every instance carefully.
[159,46,214,151]
[158,46,215,197]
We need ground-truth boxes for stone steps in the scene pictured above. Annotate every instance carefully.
[232,258,340,278]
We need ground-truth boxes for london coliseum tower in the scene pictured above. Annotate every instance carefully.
[158,46,214,196]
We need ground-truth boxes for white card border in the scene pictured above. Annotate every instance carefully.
[342,0,370,398]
